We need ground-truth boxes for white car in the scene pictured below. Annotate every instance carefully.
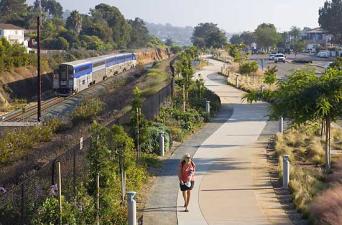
[274,54,286,63]
[268,53,276,60]
[317,51,329,58]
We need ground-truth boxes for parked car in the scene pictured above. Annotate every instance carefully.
[317,51,330,58]
[274,53,286,63]
[268,53,277,60]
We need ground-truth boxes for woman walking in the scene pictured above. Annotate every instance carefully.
[178,153,196,212]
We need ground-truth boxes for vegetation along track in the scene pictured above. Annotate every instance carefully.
[2,97,64,122]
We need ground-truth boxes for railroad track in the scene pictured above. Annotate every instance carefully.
[0,60,167,124]
[2,97,64,122]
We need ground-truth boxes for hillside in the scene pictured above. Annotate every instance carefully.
[146,22,193,46]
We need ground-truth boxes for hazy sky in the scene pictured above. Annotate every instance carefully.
[27,0,327,33]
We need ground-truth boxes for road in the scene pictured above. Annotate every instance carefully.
[250,53,329,79]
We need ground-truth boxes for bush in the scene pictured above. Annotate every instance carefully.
[0,119,61,166]
[239,61,258,76]
[72,98,104,124]
[141,122,171,154]
[310,185,342,225]
[32,197,77,225]
[189,87,221,118]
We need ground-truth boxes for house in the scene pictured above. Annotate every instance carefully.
[301,27,333,52]
[0,23,25,46]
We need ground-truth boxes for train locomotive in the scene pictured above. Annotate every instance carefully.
[53,52,137,96]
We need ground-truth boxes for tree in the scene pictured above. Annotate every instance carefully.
[176,50,195,111]
[0,0,28,27]
[244,68,342,170]
[91,3,131,48]
[66,10,82,35]
[206,30,227,48]
[240,31,256,46]
[293,40,305,55]
[254,23,280,51]
[165,38,173,46]
[263,66,278,85]
[230,34,242,44]
[81,15,113,44]
[128,17,150,48]
[37,0,63,18]
[192,23,227,48]
[289,26,301,42]
[226,44,247,63]
[319,0,342,43]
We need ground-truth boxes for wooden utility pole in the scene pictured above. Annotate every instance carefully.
[37,1,42,122]
[136,108,141,160]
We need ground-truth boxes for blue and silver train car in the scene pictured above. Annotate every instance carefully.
[53,53,137,95]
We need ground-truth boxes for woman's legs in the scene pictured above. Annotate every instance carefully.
[186,190,191,209]
[182,191,187,207]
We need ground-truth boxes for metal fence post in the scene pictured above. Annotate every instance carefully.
[73,147,76,198]
[96,173,100,225]
[235,75,239,88]
[127,192,137,225]
[21,183,25,224]
[206,101,211,115]
[159,132,165,156]
[279,117,284,133]
[283,155,290,189]
[57,161,62,225]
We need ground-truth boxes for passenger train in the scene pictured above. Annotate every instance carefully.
[53,53,137,95]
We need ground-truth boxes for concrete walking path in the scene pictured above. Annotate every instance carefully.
[143,59,293,225]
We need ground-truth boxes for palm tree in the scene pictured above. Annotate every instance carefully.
[66,10,82,35]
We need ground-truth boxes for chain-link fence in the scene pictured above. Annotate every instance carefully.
[0,83,171,225]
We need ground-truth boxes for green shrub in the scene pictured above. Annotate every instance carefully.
[141,122,171,154]
[0,119,61,166]
[169,126,185,142]
[32,197,77,225]
[72,98,104,124]
[239,61,258,76]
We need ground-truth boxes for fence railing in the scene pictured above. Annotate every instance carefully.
[0,83,172,225]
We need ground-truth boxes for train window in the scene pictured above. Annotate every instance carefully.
[94,60,105,68]
[76,65,91,73]
[59,64,67,80]
[68,66,74,75]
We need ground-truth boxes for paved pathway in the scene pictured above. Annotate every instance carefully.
[143,59,292,225]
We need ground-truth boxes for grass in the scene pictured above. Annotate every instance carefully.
[310,185,342,225]
[274,123,342,220]
[138,61,170,96]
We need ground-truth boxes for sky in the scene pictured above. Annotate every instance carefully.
[27,0,327,33]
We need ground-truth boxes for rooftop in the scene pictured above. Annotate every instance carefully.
[0,23,24,30]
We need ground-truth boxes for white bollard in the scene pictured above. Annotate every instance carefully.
[283,155,290,189]
[127,192,137,225]
[159,132,165,156]
[279,117,284,133]
[206,101,211,115]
